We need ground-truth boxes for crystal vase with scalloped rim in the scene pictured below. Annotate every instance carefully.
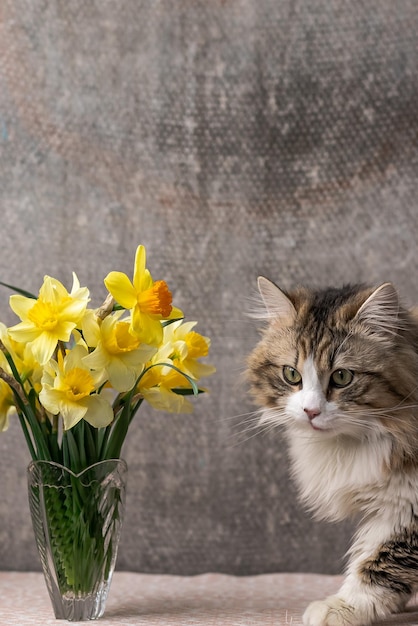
[27,459,127,621]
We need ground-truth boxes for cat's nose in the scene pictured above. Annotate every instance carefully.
[304,407,321,420]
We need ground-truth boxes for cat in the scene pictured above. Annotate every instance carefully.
[247,277,418,626]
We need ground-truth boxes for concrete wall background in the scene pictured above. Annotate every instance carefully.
[0,1,417,574]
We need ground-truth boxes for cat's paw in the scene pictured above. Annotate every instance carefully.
[302,595,360,626]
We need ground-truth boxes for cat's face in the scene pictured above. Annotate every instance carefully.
[279,355,360,435]
[247,279,418,441]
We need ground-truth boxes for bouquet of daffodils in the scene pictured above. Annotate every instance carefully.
[0,245,215,471]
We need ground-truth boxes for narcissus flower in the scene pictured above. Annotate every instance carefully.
[0,347,17,431]
[162,320,215,382]
[8,274,89,365]
[0,323,43,390]
[138,343,195,413]
[138,320,215,413]
[39,345,113,430]
[82,309,156,392]
[0,378,16,431]
[104,245,183,346]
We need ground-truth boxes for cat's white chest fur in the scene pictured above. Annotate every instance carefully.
[287,430,396,521]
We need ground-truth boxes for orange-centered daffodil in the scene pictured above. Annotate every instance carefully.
[104,245,182,345]
[138,320,215,413]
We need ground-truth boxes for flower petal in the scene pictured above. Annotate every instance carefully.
[60,298,89,323]
[29,333,59,365]
[131,309,163,345]
[82,344,109,370]
[63,344,88,372]
[82,394,114,428]
[142,387,193,414]
[39,276,68,303]
[39,387,62,415]
[104,271,137,309]
[71,272,80,293]
[61,401,88,430]
[167,306,184,321]
[81,310,102,347]
[8,322,41,343]
[119,345,156,366]
[184,360,217,379]
[106,359,137,392]
[9,295,36,321]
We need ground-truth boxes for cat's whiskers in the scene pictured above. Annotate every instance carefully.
[259,407,294,428]
[220,410,259,424]
[223,407,283,447]
[350,404,418,423]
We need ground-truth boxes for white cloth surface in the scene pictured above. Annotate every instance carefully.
[1,572,418,625]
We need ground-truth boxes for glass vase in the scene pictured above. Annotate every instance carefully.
[27,459,128,621]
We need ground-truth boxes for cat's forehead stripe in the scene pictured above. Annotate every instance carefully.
[297,330,337,372]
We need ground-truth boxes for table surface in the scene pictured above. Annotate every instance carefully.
[1,571,418,625]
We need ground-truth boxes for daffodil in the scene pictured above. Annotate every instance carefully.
[162,320,216,382]
[82,309,156,392]
[39,345,113,430]
[8,274,89,365]
[104,245,183,346]
[0,378,16,431]
[0,323,44,391]
[137,320,215,413]
[0,346,17,431]
[140,384,194,414]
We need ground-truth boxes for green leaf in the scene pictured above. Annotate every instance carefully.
[84,421,99,465]
[3,351,51,461]
[0,280,37,299]
[161,317,184,327]
[171,387,205,396]
[74,421,87,470]
[16,411,37,461]
[103,397,132,460]
[63,429,81,473]
[97,425,111,461]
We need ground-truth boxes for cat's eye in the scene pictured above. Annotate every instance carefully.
[330,369,354,388]
[282,366,302,386]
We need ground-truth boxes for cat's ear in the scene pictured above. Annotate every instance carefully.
[354,282,400,336]
[257,277,296,322]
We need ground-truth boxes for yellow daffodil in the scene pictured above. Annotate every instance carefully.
[104,245,183,346]
[138,347,195,413]
[8,274,90,365]
[162,320,216,382]
[0,346,17,431]
[138,320,215,413]
[140,384,194,414]
[39,345,113,430]
[0,378,16,431]
[0,323,44,390]
[82,309,156,392]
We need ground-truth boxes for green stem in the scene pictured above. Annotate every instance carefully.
[1,353,51,461]
[17,411,37,461]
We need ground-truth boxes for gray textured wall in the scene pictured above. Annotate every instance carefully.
[0,1,417,575]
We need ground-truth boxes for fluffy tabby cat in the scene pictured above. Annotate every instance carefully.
[247,277,418,626]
